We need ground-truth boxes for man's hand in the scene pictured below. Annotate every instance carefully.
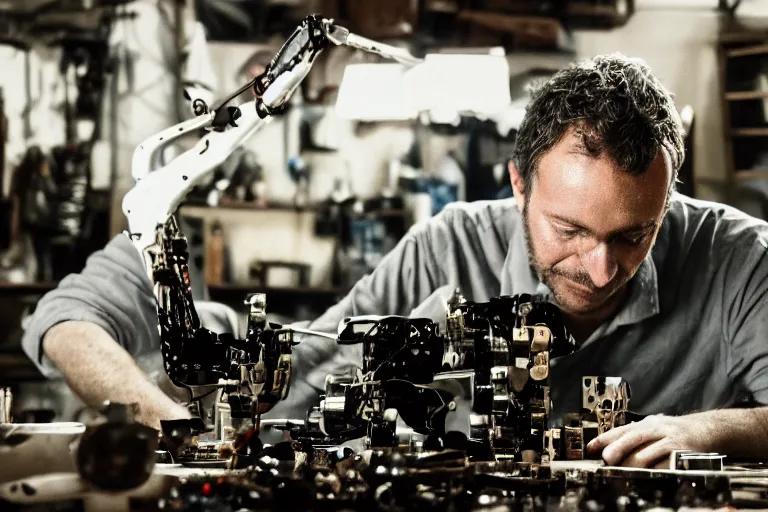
[586,414,714,469]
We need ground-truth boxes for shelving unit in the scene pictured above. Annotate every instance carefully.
[718,30,768,185]
[180,199,407,218]
[178,199,406,312]
[0,281,345,297]
[0,353,42,384]
[0,280,347,320]
[181,200,309,212]
[0,279,348,384]
[0,281,59,296]
[725,91,768,101]
[731,127,768,137]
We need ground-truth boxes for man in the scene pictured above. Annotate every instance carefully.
[22,53,768,468]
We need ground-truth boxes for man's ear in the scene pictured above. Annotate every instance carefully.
[508,159,526,212]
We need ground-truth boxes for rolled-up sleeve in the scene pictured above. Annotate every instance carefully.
[21,234,158,378]
[725,233,768,404]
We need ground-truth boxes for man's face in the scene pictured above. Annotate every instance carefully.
[517,127,670,318]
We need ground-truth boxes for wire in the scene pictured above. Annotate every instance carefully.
[211,75,260,113]
[289,326,337,340]
[185,383,226,403]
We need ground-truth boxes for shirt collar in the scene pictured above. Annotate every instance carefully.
[500,206,661,340]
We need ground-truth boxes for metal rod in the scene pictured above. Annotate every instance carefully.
[345,33,423,67]
[289,326,338,340]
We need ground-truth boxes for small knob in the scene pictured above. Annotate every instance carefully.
[245,292,267,308]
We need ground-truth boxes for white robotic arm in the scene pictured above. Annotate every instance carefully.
[122,104,269,256]
[119,14,423,408]
[122,14,421,264]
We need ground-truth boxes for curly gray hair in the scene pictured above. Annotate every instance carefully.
[511,53,685,197]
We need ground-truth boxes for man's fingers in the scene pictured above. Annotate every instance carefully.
[586,423,631,453]
[620,439,672,469]
[600,426,664,466]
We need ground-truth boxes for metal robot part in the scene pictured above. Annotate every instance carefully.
[582,376,632,435]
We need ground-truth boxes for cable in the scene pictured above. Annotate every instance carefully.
[289,326,337,340]
[185,383,225,403]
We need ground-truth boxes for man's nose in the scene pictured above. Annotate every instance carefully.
[580,242,618,289]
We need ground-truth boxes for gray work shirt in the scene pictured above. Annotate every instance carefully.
[21,194,768,422]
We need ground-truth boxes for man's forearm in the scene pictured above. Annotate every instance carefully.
[43,321,190,430]
[695,407,768,459]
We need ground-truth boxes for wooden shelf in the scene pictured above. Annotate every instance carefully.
[0,282,348,299]
[727,44,768,58]
[181,200,309,212]
[208,284,345,296]
[0,282,57,296]
[726,91,768,101]
[731,127,768,137]
[735,168,768,182]
[181,201,406,218]
[719,32,768,185]
[720,31,768,44]
[207,284,347,311]
[370,209,406,217]
[0,352,44,383]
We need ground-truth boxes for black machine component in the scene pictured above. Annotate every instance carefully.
[143,277,686,510]
[462,293,576,460]
[75,402,158,491]
[150,218,295,432]
[316,316,449,445]
[299,291,578,462]
[150,224,620,467]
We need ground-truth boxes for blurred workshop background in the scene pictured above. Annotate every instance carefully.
[0,0,766,399]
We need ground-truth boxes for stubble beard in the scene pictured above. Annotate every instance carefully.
[521,206,623,317]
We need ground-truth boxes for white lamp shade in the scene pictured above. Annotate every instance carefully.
[404,54,512,117]
[335,53,512,122]
[335,63,419,121]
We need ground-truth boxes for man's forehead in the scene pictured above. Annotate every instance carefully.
[531,138,670,231]
[538,131,674,191]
